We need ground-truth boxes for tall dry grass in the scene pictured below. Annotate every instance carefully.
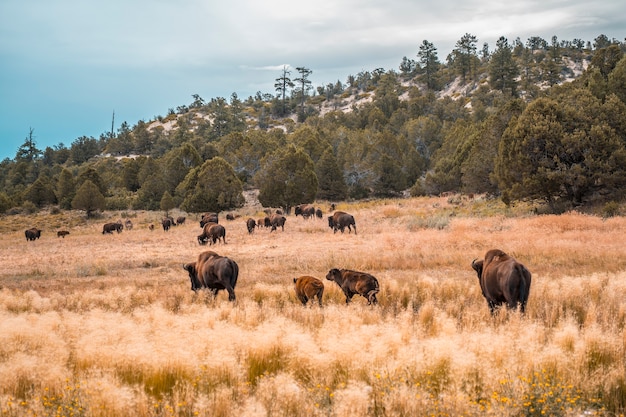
[1,197,625,416]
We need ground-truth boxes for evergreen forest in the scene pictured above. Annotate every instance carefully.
[2,33,626,216]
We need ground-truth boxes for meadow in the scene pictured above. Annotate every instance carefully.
[1,196,625,416]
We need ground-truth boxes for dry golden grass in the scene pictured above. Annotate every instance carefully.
[1,197,626,416]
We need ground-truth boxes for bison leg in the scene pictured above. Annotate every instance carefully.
[226,286,236,302]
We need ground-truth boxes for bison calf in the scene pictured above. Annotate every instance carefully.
[293,276,324,307]
[326,268,379,305]
[57,230,70,238]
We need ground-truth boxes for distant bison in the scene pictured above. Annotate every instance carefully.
[25,228,42,241]
[295,204,316,219]
[183,251,239,301]
[162,218,173,231]
[246,218,256,234]
[102,222,123,234]
[263,217,271,228]
[124,219,133,231]
[148,224,155,231]
[198,222,227,245]
[328,211,357,234]
[200,212,219,227]
[270,214,286,232]
[293,276,324,307]
[326,268,379,305]
[471,249,532,314]
[176,216,186,226]
[57,230,70,238]
[315,208,323,219]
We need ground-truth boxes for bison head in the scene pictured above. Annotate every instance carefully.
[198,235,208,245]
[471,259,484,278]
[183,262,201,291]
[326,268,341,282]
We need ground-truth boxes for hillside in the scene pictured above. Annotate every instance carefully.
[1,38,625,217]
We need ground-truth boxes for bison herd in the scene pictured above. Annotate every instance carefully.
[21,203,532,314]
[183,247,531,315]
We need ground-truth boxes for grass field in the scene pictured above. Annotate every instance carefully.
[1,196,625,416]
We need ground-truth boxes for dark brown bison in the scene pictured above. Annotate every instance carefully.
[471,249,532,315]
[326,268,379,305]
[295,204,316,219]
[198,223,227,245]
[124,219,133,231]
[57,230,70,238]
[293,276,324,307]
[102,222,123,234]
[270,214,286,232]
[315,208,323,219]
[246,218,256,234]
[328,211,357,234]
[176,216,186,225]
[183,251,239,301]
[263,216,271,228]
[25,228,42,241]
[200,212,219,227]
[162,218,172,231]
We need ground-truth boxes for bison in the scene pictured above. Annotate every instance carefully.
[124,219,133,231]
[102,222,123,234]
[269,214,286,232]
[246,218,256,234]
[328,211,357,234]
[176,216,186,226]
[183,251,239,301]
[293,276,324,307]
[471,249,532,315]
[315,208,323,219]
[200,212,219,227]
[326,268,379,305]
[25,228,42,241]
[198,222,227,245]
[295,204,316,219]
[57,230,70,238]
[162,218,172,231]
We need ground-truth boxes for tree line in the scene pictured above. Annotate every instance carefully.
[1,33,625,216]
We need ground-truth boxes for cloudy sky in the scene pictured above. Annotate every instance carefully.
[1,0,624,160]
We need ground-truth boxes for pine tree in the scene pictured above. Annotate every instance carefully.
[72,180,105,217]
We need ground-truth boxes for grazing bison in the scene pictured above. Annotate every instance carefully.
[315,208,323,219]
[295,204,316,219]
[176,216,186,226]
[256,217,266,229]
[269,214,286,232]
[200,212,219,227]
[57,230,70,238]
[183,251,239,301]
[102,222,123,234]
[293,276,324,307]
[124,219,133,231]
[471,249,532,314]
[198,223,227,245]
[25,228,42,241]
[246,218,256,234]
[326,268,379,305]
[328,211,357,234]
[162,218,172,231]
[263,216,271,228]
